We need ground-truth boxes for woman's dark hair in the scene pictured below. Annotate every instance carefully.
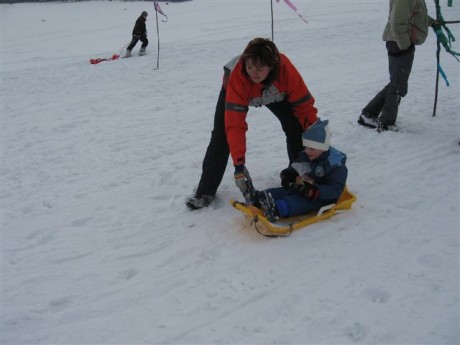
[241,38,280,84]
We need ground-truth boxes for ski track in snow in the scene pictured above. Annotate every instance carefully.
[2,1,460,344]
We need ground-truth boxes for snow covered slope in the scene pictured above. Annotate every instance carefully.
[2,1,459,344]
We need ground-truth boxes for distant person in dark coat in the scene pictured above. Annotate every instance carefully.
[125,11,148,57]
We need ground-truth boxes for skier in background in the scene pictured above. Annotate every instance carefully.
[186,37,319,210]
[125,11,148,58]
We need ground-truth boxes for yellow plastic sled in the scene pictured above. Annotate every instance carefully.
[230,186,357,237]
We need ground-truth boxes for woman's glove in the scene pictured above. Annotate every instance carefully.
[234,164,251,194]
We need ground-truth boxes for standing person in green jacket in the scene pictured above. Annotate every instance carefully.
[358,0,436,132]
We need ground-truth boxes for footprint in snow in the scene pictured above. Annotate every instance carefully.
[48,296,73,312]
[117,268,138,280]
[345,322,368,342]
[362,288,390,304]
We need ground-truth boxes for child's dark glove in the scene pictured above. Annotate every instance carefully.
[280,168,298,189]
[296,181,320,199]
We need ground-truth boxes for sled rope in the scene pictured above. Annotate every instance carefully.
[251,215,294,238]
[89,41,130,64]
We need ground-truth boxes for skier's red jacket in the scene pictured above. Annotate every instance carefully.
[224,53,318,166]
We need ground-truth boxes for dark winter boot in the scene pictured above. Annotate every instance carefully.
[357,113,379,129]
[186,194,214,210]
[377,120,399,133]
[258,191,279,222]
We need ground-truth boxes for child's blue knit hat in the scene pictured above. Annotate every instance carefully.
[302,118,331,151]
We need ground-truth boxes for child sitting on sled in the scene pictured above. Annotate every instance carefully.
[255,119,348,222]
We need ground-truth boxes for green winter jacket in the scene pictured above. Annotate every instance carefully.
[382,0,434,50]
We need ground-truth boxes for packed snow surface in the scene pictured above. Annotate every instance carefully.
[2,0,460,344]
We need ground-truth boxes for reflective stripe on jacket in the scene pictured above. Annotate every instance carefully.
[224,54,318,166]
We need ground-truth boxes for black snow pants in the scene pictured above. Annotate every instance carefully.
[127,35,148,51]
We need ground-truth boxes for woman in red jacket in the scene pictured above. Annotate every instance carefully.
[187,38,318,210]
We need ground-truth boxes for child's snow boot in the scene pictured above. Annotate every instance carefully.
[258,191,279,222]
[125,49,132,58]
[139,47,146,56]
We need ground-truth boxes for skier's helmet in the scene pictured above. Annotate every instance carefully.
[141,11,148,17]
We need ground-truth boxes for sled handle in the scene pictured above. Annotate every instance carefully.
[316,204,336,216]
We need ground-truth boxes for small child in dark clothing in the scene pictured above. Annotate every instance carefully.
[256,119,348,222]
[125,11,149,58]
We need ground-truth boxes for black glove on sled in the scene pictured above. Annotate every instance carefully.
[280,168,298,189]
[296,181,320,199]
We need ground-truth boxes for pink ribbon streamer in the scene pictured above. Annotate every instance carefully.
[276,0,309,23]
[154,1,168,22]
